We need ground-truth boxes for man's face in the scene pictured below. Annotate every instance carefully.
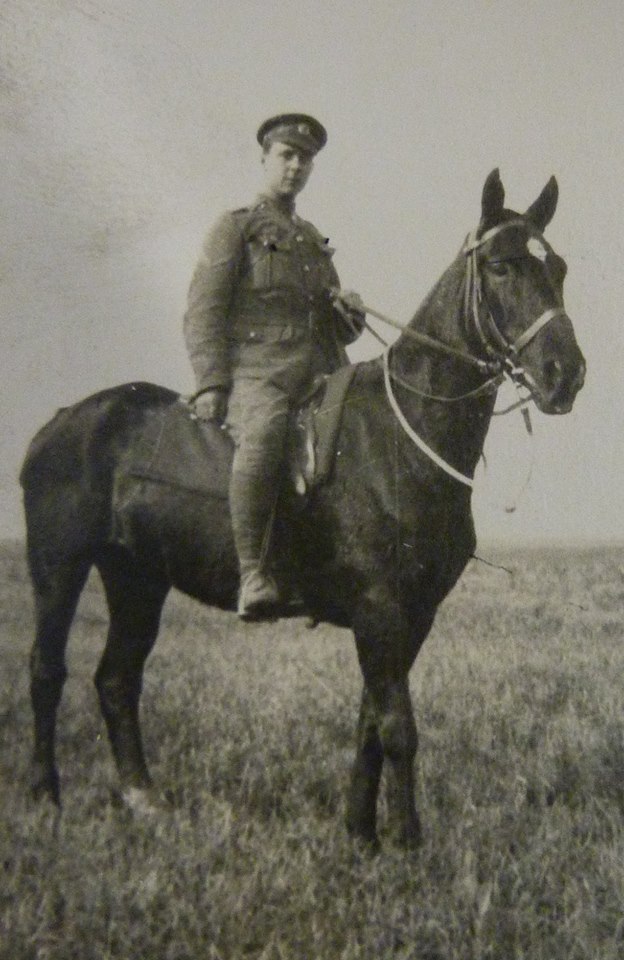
[261,141,314,200]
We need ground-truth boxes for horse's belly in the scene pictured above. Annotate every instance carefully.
[111,475,239,608]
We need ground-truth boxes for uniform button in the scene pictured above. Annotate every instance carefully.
[303,264,310,272]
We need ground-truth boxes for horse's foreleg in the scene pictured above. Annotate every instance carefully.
[29,557,90,804]
[379,679,420,847]
[95,557,168,803]
[346,686,383,845]
[351,596,431,848]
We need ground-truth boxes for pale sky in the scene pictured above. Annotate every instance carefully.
[2,0,623,544]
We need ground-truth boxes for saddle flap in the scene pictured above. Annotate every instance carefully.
[289,365,356,496]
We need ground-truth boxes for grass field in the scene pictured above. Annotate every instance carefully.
[1,538,623,959]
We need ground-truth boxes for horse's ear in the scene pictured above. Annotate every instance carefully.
[481,168,505,225]
[525,176,558,231]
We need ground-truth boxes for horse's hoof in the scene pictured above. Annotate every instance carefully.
[31,773,60,807]
[346,819,381,854]
[391,822,423,852]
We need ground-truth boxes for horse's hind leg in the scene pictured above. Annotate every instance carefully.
[29,554,91,804]
[94,552,168,806]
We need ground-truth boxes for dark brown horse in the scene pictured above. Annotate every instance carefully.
[20,171,585,847]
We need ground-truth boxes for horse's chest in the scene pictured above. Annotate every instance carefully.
[395,528,471,602]
[330,483,471,587]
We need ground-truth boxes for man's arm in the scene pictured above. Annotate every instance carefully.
[183,212,244,396]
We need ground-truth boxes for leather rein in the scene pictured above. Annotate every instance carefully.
[377,217,568,487]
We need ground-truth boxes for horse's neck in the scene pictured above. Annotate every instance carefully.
[389,254,497,478]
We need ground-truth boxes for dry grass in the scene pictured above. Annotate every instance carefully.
[1,539,624,959]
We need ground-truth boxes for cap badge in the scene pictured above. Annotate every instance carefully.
[297,123,311,136]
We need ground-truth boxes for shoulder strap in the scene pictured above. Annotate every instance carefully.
[238,199,282,241]
[294,215,332,248]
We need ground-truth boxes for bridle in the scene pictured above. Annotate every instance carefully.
[379,217,569,487]
[461,218,567,385]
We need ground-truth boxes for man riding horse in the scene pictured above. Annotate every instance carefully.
[183,114,365,620]
[22,166,585,837]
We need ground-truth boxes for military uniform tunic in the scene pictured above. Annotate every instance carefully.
[184,194,361,474]
[184,195,360,393]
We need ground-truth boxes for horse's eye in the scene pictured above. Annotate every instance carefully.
[487,260,511,277]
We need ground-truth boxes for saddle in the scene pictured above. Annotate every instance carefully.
[288,365,356,496]
[111,365,356,516]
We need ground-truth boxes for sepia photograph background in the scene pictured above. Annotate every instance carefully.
[3,4,624,959]
[2,0,623,547]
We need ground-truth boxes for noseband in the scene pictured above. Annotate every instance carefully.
[381,217,569,487]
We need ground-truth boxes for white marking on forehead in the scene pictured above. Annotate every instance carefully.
[527,236,548,262]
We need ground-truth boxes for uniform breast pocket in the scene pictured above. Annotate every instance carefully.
[247,237,293,290]
[315,240,337,282]
[240,323,299,344]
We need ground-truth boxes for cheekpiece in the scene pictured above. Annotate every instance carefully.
[257,113,327,155]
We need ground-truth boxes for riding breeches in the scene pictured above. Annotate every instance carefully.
[226,377,294,479]
[225,376,299,577]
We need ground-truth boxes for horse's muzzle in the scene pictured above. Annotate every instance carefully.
[535,348,586,414]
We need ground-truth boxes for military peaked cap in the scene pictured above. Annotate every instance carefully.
[257,113,327,155]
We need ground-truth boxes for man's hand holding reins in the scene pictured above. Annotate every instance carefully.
[193,388,228,425]
[330,288,366,335]
[331,287,364,316]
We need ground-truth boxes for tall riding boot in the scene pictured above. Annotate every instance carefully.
[229,470,280,620]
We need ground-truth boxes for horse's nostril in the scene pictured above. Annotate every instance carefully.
[545,358,563,390]
[544,354,585,407]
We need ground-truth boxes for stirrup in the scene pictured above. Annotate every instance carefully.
[238,569,280,621]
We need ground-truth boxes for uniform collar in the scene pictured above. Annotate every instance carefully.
[255,193,297,218]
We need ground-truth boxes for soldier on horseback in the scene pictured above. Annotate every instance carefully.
[183,114,365,619]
